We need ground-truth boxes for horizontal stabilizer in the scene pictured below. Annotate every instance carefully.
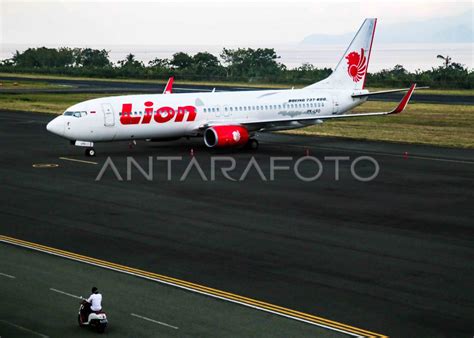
[352,86,428,98]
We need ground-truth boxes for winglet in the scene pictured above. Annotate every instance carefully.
[163,76,174,94]
[390,83,416,114]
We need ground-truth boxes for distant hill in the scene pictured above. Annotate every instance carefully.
[301,10,473,45]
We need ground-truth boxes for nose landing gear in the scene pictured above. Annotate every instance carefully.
[73,141,95,157]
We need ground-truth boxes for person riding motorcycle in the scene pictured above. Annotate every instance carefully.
[83,287,102,319]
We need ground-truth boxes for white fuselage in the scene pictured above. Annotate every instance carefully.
[46,87,367,143]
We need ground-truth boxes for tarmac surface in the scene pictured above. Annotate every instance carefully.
[1,75,473,105]
[0,244,341,338]
[0,110,473,337]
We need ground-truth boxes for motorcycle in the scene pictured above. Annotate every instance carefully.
[78,299,108,333]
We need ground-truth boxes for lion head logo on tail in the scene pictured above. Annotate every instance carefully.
[346,48,367,82]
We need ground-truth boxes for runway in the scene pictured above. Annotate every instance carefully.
[0,110,473,337]
[1,75,472,105]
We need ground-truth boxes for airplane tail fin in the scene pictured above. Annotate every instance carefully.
[306,18,377,90]
[163,76,174,94]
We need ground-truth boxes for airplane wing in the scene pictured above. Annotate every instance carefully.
[163,77,174,94]
[195,84,416,133]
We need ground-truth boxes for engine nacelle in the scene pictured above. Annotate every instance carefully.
[204,125,249,148]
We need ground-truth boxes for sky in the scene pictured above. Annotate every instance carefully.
[1,0,472,46]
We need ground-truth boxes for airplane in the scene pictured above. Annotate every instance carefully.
[47,18,419,157]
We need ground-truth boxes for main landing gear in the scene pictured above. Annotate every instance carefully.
[85,148,96,157]
[246,139,259,150]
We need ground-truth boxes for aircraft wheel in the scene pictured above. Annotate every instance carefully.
[85,148,96,157]
[247,139,259,150]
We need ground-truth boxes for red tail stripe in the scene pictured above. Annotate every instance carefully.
[362,18,377,89]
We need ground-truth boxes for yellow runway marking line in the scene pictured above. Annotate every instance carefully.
[0,235,387,338]
[32,163,59,168]
[59,157,98,165]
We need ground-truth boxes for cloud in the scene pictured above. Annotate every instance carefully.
[1,1,472,45]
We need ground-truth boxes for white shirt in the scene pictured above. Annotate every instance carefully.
[87,293,102,311]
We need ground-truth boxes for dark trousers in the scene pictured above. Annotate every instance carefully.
[82,302,92,322]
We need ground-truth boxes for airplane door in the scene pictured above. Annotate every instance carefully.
[102,103,115,126]
[332,96,339,114]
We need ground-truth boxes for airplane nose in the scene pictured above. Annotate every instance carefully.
[46,116,64,136]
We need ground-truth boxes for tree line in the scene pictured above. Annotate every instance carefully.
[0,47,472,89]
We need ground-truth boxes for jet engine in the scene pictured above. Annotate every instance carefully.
[204,125,249,148]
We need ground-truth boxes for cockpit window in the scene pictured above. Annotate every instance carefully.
[64,111,87,117]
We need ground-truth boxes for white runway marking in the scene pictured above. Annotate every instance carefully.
[59,157,98,165]
[0,272,16,279]
[49,288,82,299]
[131,313,179,330]
[0,319,49,338]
